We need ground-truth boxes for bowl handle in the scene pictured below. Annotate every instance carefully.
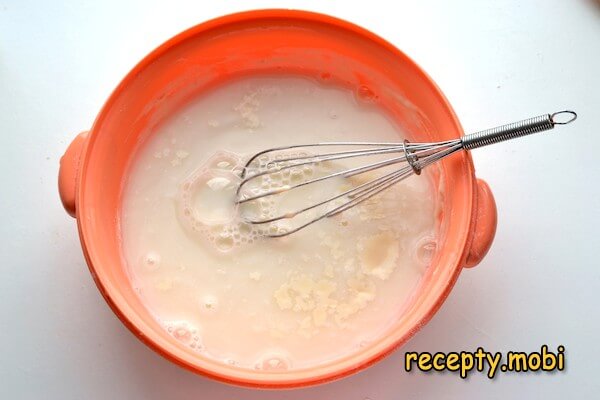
[58,131,89,218]
[463,179,497,268]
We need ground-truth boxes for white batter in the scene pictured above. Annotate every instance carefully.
[120,76,440,371]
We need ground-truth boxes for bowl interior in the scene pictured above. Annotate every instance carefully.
[78,10,474,387]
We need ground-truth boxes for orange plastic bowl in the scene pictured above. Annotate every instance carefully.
[58,9,497,388]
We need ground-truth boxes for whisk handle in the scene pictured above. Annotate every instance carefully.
[461,110,577,150]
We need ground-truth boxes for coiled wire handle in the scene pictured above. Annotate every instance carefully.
[461,110,577,150]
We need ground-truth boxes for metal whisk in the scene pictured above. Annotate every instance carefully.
[236,110,577,237]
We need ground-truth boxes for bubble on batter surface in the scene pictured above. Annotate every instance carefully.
[224,358,238,366]
[164,321,203,351]
[142,251,161,271]
[183,169,238,225]
[414,235,437,266]
[199,294,219,315]
[176,151,263,252]
[254,351,291,371]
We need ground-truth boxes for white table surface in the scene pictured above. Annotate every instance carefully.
[1,0,599,398]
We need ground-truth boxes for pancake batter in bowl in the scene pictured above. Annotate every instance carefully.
[120,76,441,371]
